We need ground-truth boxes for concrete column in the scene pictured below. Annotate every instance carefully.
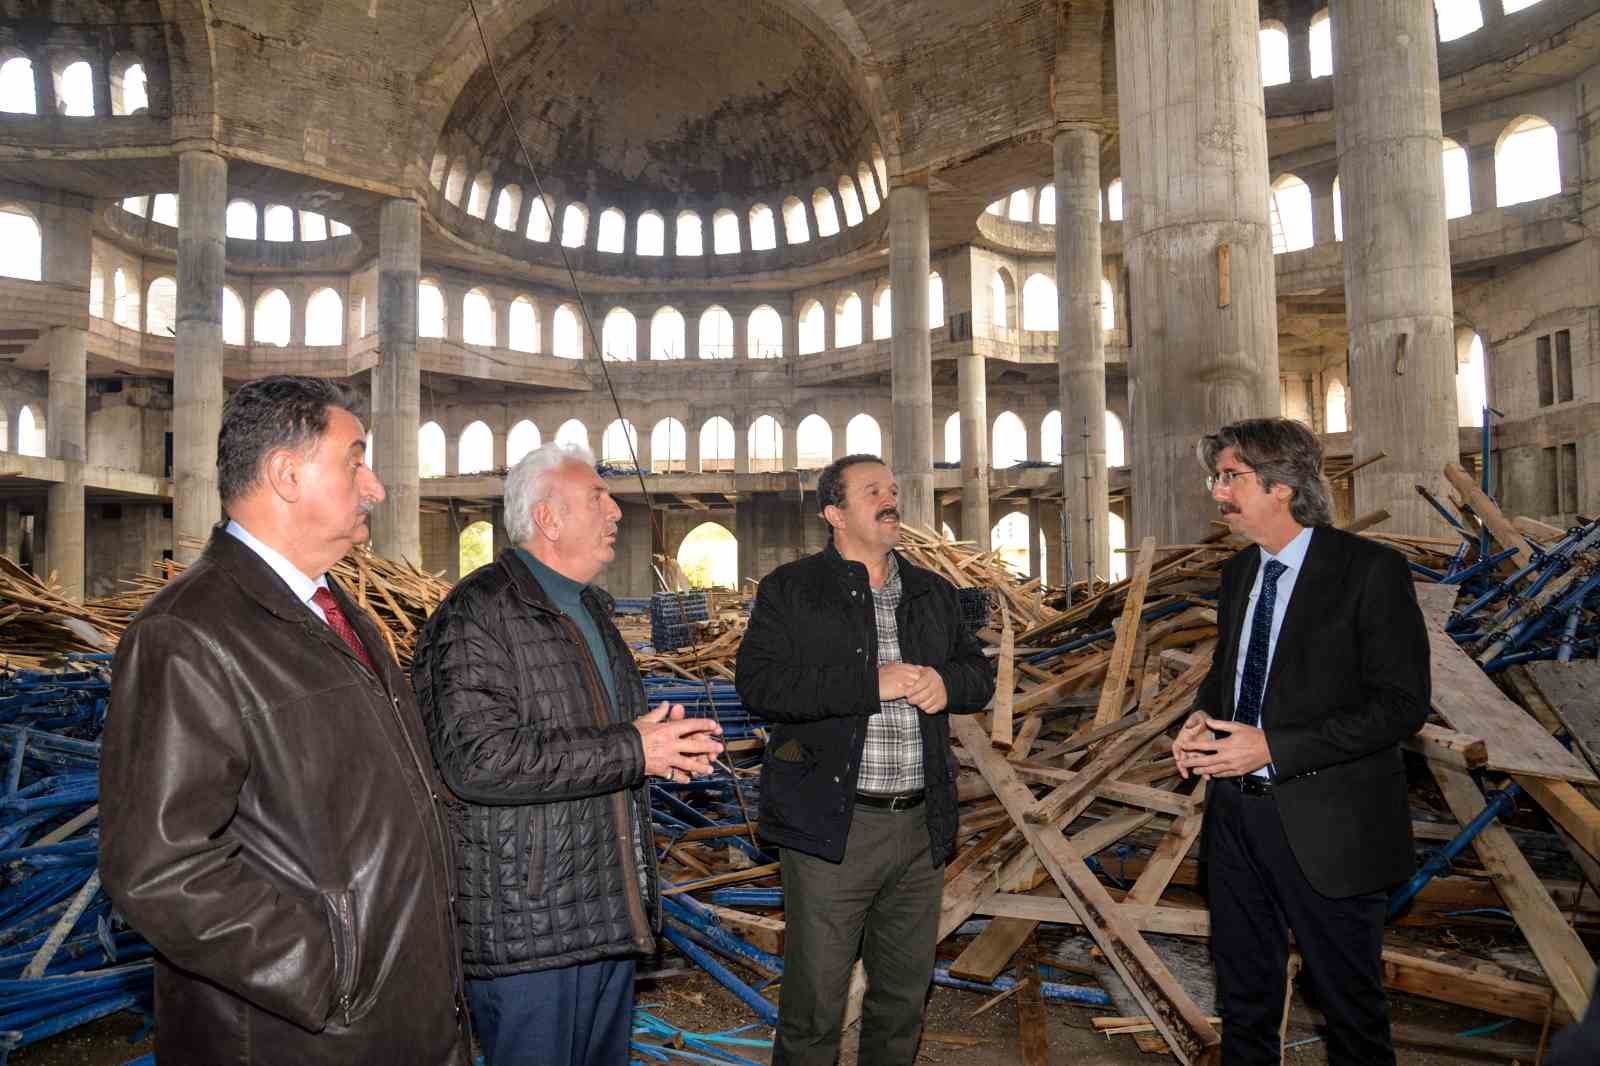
[1467,142,1498,215]
[685,310,701,362]
[888,183,934,530]
[43,328,86,598]
[1114,0,1280,544]
[371,199,422,562]
[636,309,652,362]
[1287,16,1312,83]
[958,350,990,550]
[1054,126,1111,582]
[1333,0,1458,534]
[174,151,227,562]
[1027,498,1043,582]
[734,418,750,474]
[685,413,701,472]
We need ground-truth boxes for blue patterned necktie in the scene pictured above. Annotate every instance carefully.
[1234,559,1288,729]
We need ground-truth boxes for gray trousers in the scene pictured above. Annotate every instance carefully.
[774,804,943,1066]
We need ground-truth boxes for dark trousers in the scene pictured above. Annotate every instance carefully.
[774,804,943,1066]
[465,958,635,1066]
[1207,779,1394,1066]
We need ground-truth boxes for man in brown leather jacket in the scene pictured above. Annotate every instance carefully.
[99,376,470,1066]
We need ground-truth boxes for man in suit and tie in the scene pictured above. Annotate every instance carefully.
[1172,417,1431,1065]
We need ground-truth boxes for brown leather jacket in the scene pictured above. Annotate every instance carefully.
[99,527,470,1066]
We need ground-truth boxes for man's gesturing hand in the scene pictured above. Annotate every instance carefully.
[878,663,921,701]
[905,666,947,714]
[1173,713,1272,779]
[634,701,724,781]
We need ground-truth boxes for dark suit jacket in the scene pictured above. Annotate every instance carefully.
[1198,525,1431,898]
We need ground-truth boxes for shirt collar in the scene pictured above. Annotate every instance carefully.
[225,519,327,609]
[516,546,590,601]
[1260,524,1313,572]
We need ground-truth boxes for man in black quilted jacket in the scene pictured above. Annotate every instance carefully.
[736,454,995,1066]
[412,442,723,1066]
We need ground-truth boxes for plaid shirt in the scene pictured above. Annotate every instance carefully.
[857,555,925,795]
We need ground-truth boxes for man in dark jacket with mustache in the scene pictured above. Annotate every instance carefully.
[736,454,995,1066]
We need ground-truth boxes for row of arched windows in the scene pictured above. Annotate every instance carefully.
[985,270,1116,334]
[429,148,890,255]
[0,53,147,116]
[987,180,1123,224]
[90,268,351,347]
[118,195,352,242]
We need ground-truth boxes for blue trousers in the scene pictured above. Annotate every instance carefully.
[465,958,635,1066]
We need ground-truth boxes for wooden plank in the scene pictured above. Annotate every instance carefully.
[950,883,1058,982]
[975,892,1211,937]
[990,603,1016,750]
[1430,761,1594,1020]
[1006,715,1042,763]
[1516,775,1600,866]
[1094,536,1157,726]
[1525,661,1600,774]
[1124,779,1207,906]
[702,904,785,956]
[660,861,780,895]
[1013,652,1109,716]
[957,751,1197,816]
[1443,462,1535,571]
[952,715,1222,1066]
[1420,592,1598,784]
[1013,939,1050,1066]
[1401,724,1488,770]
[1380,948,1570,1025]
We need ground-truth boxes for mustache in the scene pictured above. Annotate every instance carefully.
[875,507,900,522]
[1218,502,1241,515]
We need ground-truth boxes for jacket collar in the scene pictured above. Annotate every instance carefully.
[823,540,931,597]
[205,523,328,624]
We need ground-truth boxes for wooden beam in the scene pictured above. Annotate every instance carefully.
[1401,724,1488,770]
[1515,774,1600,866]
[1443,462,1535,571]
[950,884,1058,982]
[1094,536,1157,726]
[990,604,1016,750]
[1014,939,1050,1066]
[1124,779,1207,906]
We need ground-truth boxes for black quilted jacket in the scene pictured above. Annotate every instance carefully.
[412,550,658,978]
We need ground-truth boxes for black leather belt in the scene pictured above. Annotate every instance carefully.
[855,789,926,811]
[1225,775,1274,796]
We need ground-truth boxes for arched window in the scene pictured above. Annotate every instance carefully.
[991,270,1015,332]
[458,421,494,474]
[929,272,945,327]
[991,512,1031,578]
[748,305,783,359]
[1038,184,1056,225]
[748,415,783,472]
[417,281,446,339]
[89,263,103,317]
[1325,380,1348,433]
[1260,22,1290,86]
[1332,176,1343,241]
[509,297,538,353]
[1434,0,1484,43]
[782,197,810,244]
[1101,278,1116,331]
[601,418,639,467]
[796,414,832,469]
[305,287,343,346]
[444,162,468,205]
[560,203,588,248]
[835,293,863,347]
[602,307,636,361]
[527,196,553,242]
[254,289,291,347]
[300,211,328,241]
[0,57,36,114]
[838,177,863,226]
[992,411,1027,469]
[1310,9,1332,78]
[651,418,687,473]
[678,522,737,589]
[18,406,45,457]
[0,207,42,281]
[418,421,447,478]
[146,277,177,336]
[596,208,625,253]
[1007,189,1031,222]
[675,211,703,256]
[226,200,257,239]
[943,412,960,463]
[121,196,147,217]
[466,173,492,219]
[845,414,882,457]
[429,152,448,189]
[494,185,522,231]
[712,209,740,254]
[151,194,178,227]
[1041,410,1062,464]
[1496,116,1561,206]
[651,306,685,360]
[1108,512,1128,582]
[872,147,888,193]
[553,304,581,358]
[700,417,735,472]
[119,63,148,114]
[1105,410,1126,467]
[463,288,495,346]
[1457,332,1487,428]
[112,269,139,328]
[872,287,892,340]
[987,200,1005,217]
[460,520,494,576]
[1107,178,1123,221]
[263,204,294,241]
[59,60,95,116]
[857,164,881,213]
[507,420,541,466]
[223,286,245,344]
[636,211,664,256]
[1442,139,1471,219]
[813,189,840,237]
[555,418,588,451]
[1022,274,1058,331]
[1270,175,1314,253]
[798,300,825,355]
[749,205,776,251]
[700,306,734,359]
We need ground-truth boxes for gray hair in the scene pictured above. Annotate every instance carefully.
[504,441,597,544]
[1197,418,1334,527]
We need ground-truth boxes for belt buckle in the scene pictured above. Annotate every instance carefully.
[889,793,913,811]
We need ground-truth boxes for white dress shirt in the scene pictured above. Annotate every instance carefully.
[1232,524,1313,778]
[225,519,331,623]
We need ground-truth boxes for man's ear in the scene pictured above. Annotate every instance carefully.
[532,498,559,541]
[262,448,302,504]
[821,503,845,532]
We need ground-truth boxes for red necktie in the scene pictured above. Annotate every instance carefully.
[312,586,378,675]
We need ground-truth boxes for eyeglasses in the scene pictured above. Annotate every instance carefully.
[1205,467,1257,492]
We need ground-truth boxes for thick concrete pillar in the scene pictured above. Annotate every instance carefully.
[958,350,990,550]
[174,151,227,562]
[888,183,934,530]
[1332,0,1457,534]
[44,328,86,598]
[1027,498,1043,582]
[1115,0,1280,544]
[1055,126,1111,582]
[371,199,422,562]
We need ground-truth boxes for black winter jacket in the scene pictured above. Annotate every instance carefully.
[412,550,658,978]
[736,543,995,865]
